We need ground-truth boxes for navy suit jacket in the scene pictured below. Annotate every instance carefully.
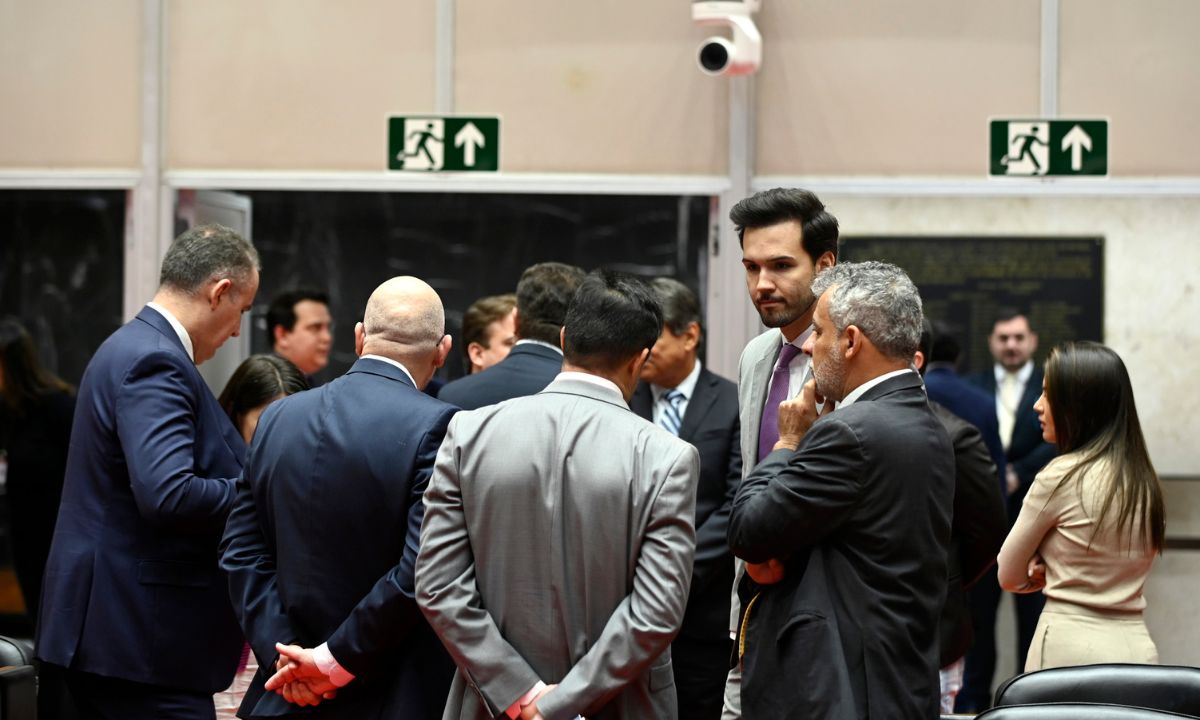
[925,365,1007,489]
[967,365,1057,518]
[36,306,245,693]
[437,342,562,410]
[220,357,457,719]
[631,367,741,643]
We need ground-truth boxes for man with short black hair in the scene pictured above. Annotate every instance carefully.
[721,187,840,719]
[38,224,259,719]
[956,309,1057,711]
[460,293,517,375]
[438,262,585,410]
[417,270,699,720]
[631,277,739,720]
[266,288,332,379]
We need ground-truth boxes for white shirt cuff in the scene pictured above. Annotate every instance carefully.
[312,642,355,688]
[506,681,546,719]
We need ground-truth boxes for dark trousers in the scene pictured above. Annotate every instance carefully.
[61,667,215,720]
[672,635,732,720]
[955,567,1046,712]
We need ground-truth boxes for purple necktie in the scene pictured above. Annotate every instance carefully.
[758,343,802,462]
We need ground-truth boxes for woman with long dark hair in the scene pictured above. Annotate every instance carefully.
[0,317,75,624]
[998,341,1164,670]
[212,353,308,720]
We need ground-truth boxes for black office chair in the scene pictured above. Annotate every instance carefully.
[0,635,36,720]
[994,664,1200,717]
[977,702,1195,719]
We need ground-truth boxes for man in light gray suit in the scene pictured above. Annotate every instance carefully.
[723,188,839,718]
[416,270,700,720]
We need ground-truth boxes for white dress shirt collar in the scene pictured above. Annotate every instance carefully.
[556,370,622,398]
[840,368,916,408]
[146,302,194,362]
[994,359,1034,386]
[360,354,418,388]
[782,325,813,354]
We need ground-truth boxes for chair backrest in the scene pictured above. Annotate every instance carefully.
[978,702,1196,720]
[0,665,37,720]
[995,665,1200,717]
[0,636,34,668]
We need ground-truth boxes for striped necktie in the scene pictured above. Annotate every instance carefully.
[658,389,685,436]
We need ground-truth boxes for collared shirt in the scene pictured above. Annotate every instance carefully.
[557,370,623,399]
[840,368,916,408]
[993,359,1035,416]
[361,354,417,388]
[649,360,702,427]
[764,327,814,405]
[514,338,564,355]
[147,302,194,362]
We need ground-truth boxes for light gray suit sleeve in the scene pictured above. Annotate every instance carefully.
[537,443,700,720]
[415,418,541,717]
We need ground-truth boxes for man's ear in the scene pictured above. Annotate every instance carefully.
[913,349,926,372]
[815,251,836,273]
[466,341,485,369]
[683,321,701,352]
[843,325,863,359]
[559,326,566,351]
[273,324,288,347]
[629,347,651,378]
[209,278,233,310]
[354,322,365,357]
[434,335,452,368]
[1029,331,1039,354]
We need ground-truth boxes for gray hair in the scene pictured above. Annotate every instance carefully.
[649,277,701,335]
[810,261,923,361]
[159,224,260,294]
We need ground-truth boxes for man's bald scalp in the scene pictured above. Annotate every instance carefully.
[363,276,445,352]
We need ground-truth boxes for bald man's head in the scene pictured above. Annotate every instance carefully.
[355,276,451,389]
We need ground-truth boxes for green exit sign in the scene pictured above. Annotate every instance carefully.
[388,115,500,172]
[990,119,1108,177]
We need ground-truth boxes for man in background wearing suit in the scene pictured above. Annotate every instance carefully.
[728,261,954,719]
[957,309,1057,711]
[37,224,259,719]
[916,322,1007,713]
[722,187,839,719]
[630,278,740,720]
[266,288,333,383]
[416,270,699,720]
[438,262,584,409]
[220,276,457,719]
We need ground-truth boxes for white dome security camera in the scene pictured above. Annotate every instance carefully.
[692,0,763,77]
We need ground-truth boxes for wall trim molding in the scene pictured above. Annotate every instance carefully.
[753,176,1200,197]
[161,170,733,196]
[0,170,140,189]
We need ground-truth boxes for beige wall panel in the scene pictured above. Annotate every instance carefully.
[455,1,726,174]
[1061,0,1200,175]
[829,195,1200,475]
[168,0,434,171]
[0,0,141,168]
[756,2,1040,176]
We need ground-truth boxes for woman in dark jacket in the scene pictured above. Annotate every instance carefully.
[0,317,75,623]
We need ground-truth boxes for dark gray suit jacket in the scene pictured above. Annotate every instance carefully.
[728,371,954,719]
[631,367,742,643]
[931,401,1006,666]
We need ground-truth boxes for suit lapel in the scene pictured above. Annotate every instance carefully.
[745,342,780,442]
[679,370,717,441]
